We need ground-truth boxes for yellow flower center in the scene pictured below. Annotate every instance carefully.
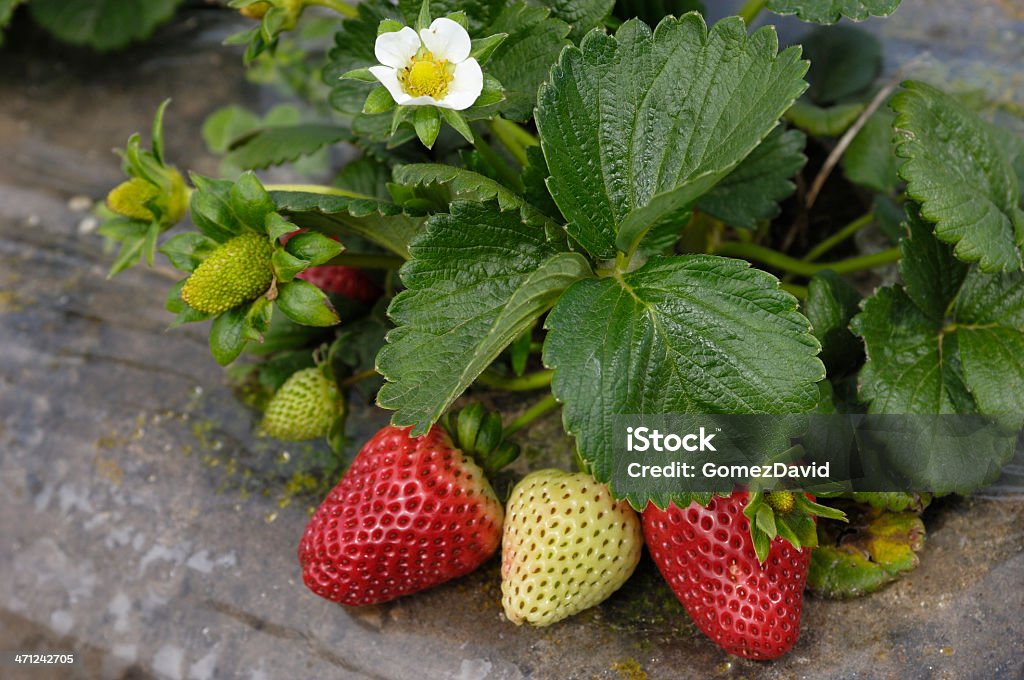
[400,52,452,99]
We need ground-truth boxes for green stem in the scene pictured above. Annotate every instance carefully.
[264,183,375,200]
[473,131,525,193]
[324,252,405,269]
[715,242,901,277]
[340,368,378,387]
[503,393,560,437]
[737,0,767,24]
[305,0,359,18]
[487,118,538,167]
[802,212,874,263]
[477,369,553,391]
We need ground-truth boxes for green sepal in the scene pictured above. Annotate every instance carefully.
[342,67,378,82]
[378,18,403,35]
[364,87,397,115]
[443,402,522,477]
[440,109,474,144]
[285,231,344,266]
[473,412,503,457]
[209,306,249,366]
[414,106,442,149]
[742,491,847,564]
[230,171,276,232]
[244,297,274,343]
[794,491,848,521]
[455,403,485,452]
[165,280,215,327]
[272,248,308,283]
[276,280,341,327]
[223,26,259,46]
[151,98,170,166]
[473,74,505,108]
[446,11,468,29]
[106,231,149,278]
[470,33,508,65]
[755,503,777,537]
[188,173,245,243]
[266,212,300,242]
[159,232,219,273]
[327,413,348,454]
[416,0,431,31]
[391,105,416,135]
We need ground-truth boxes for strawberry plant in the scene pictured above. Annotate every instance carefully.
[95,0,1024,661]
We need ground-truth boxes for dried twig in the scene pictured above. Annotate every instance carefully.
[805,77,901,210]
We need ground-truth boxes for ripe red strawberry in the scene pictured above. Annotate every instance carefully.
[296,265,379,305]
[643,493,809,660]
[298,424,504,606]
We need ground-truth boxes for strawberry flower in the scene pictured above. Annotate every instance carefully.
[369,18,483,111]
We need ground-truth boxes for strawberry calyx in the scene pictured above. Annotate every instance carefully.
[743,490,847,564]
[440,403,521,477]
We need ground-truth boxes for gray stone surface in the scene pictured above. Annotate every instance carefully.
[0,3,1022,679]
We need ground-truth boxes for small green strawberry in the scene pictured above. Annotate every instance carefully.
[501,469,642,626]
[181,232,274,314]
[259,367,344,440]
[107,178,161,222]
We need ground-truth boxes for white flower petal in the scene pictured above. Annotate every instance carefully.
[419,17,471,63]
[369,65,412,105]
[374,26,421,69]
[401,95,442,107]
[436,58,483,110]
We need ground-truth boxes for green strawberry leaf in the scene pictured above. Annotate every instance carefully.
[544,255,824,496]
[543,0,614,42]
[271,190,424,258]
[159,233,219,273]
[29,0,182,51]
[893,81,1024,272]
[522,146,563,221]
[399,0,504,33]
[393,163,524,210]
[201,106,261,155]
[377,202,592,434]
[225,124,350,171]
[805,270,863,375]
[842,109,899,194]
[802,25,881,105]
[766,0,901,25]
[536,15,808,260]
[696,127,807,230]
[276,280,341,327]
[209,306,249,366]
[843,492,931,512]
[334,158,394,200]
[809,506,925,599]
[486,3,572,122]
[851,209,1024,490]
